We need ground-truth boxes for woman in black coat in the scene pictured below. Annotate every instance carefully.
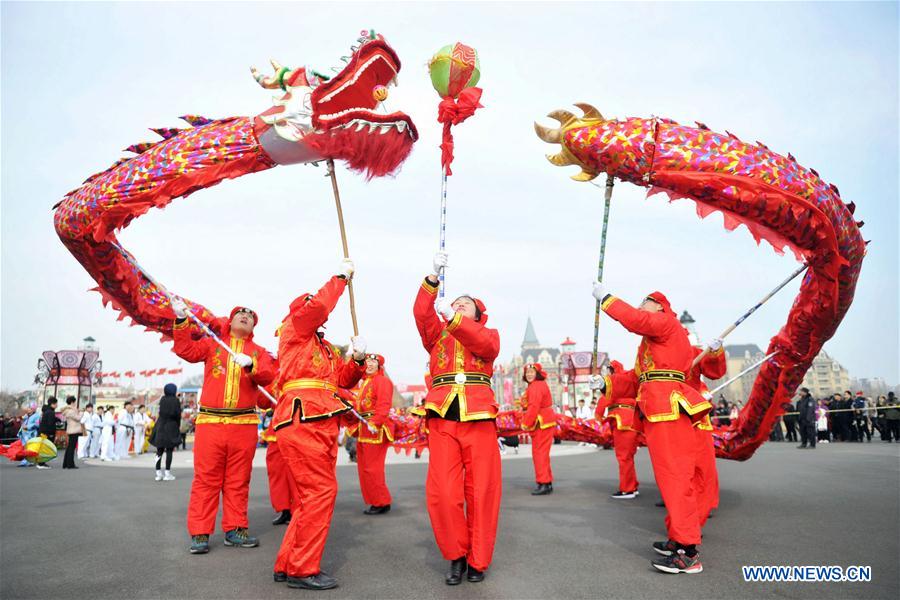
[150,384,182,481]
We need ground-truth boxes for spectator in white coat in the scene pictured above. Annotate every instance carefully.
[115,402,135,459]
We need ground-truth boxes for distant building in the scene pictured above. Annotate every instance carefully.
[706,344,765,405]
[851,377,892,398]
[800,351,850,398]
[504,317,564,404]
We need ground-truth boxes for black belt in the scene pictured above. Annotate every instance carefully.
[432,373,492,387]
[638,370,685,384]
[199,407,256,417]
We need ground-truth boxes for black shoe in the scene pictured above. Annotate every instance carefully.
[273,572,287,583]
[189,534,210,554]
[651,549,703,574]
[531,483,553,496]
[286,572,338,590]
[467,567,485,582]
[796,445,807,449]
[363,504,391,515]
[445,557,467,585]
[655,501,666,507]
[272,510,291,525]
[611,490,637,499]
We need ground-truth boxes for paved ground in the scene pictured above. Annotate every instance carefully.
[2,441,897,600]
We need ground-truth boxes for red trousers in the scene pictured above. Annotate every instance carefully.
[266,441,299,513]
[426,418,502,572]
[357,440,392,506]
[530,427,554,484]
[644,414,701,546]
[693,427,719,526]
[187,423,258,535]
[274,416,339,577]
[612,427,639,493]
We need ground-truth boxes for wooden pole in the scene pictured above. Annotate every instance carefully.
[591,175,615,374]
[326,159,359,336]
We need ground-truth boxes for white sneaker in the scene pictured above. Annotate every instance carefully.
[36,464,51,470]
[163,471,176,481]
[155,470,163,481]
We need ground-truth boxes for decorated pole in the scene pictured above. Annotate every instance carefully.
[692,263,808,368]
[591,175,615,375]
[326,159,360,336]
[428,42,483,297]
[707,350,779,397]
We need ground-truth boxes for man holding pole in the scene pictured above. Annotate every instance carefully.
[271,260,367,591]
[171,300,277,555]
[414,251,502,586]
[591,285,711,574]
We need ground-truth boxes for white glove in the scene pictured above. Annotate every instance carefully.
[707,338,723,352]
[592,281,608,301]
[233,353,253,368]
[171,297,188,319]
[338,258,355,279]
[435,298,455,321]
[350,336,366,357]
[702,391,713,401]
[433,251,449,274]
[589,375,606,392]
[367,423,378,435]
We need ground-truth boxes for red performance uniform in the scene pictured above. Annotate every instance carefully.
[414,278,501,572]
[262,419,299,515]
[597,363,641,494]
[348,357,394,507]
[601,292,711,546]
[272,276,364,579]
[172,313,276,536]
[521,364,557,486]
[684,345,726,527]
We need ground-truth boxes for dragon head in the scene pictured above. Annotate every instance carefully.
[252,30,418,179]
[534,103,606,181]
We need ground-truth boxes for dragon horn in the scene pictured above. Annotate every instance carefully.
[571,169,599,182]
[534,122,562,143]
[546,152,574,166]
[269,58,283,71]
[548,109,576,125]
[574,102,603,120]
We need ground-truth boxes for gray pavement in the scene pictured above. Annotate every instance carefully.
[1,441,897,600]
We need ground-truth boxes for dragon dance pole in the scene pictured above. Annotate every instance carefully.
[692,263,808,368]
[707,350,779,397]
[326,159,360,336]
[438,170,448,298]
[591,175,615,375]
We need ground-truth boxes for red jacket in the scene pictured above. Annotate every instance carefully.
[413,278,500,421]
[522,380,557,430]
[172,318,276,426]
[686,346,727,430]
[273,276,364,429]
[601,295,711,423]
[350,372,394,443]
[597,368,639,431]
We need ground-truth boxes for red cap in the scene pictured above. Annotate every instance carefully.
[609,360,625,373]
[644,291,674,316]
[365,353,385,369]
[230,306,258,325]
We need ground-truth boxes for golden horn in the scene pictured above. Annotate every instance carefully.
[533,122,561,143]
[571,170,599,182]
[546,152,574,167]
[269,58,283,71]
[548,109,576,124]
[574,102,603,120]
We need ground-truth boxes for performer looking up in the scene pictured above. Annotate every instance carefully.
[591,284,712,575]
[595,360,641,499]
[521,363,557,495]
[271,259,367,591]
[171,299,277,556]
[414,251,502,586]
[351,353,395,515]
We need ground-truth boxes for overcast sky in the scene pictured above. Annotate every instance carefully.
[2,2,897,393]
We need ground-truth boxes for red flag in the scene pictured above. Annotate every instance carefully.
[111,371,120,378]
[167,368,183,374]
[139,370,148,377]
[157,368,167,375]
[125,371,135,378]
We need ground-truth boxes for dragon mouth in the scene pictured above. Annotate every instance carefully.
[311,37,417,140]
